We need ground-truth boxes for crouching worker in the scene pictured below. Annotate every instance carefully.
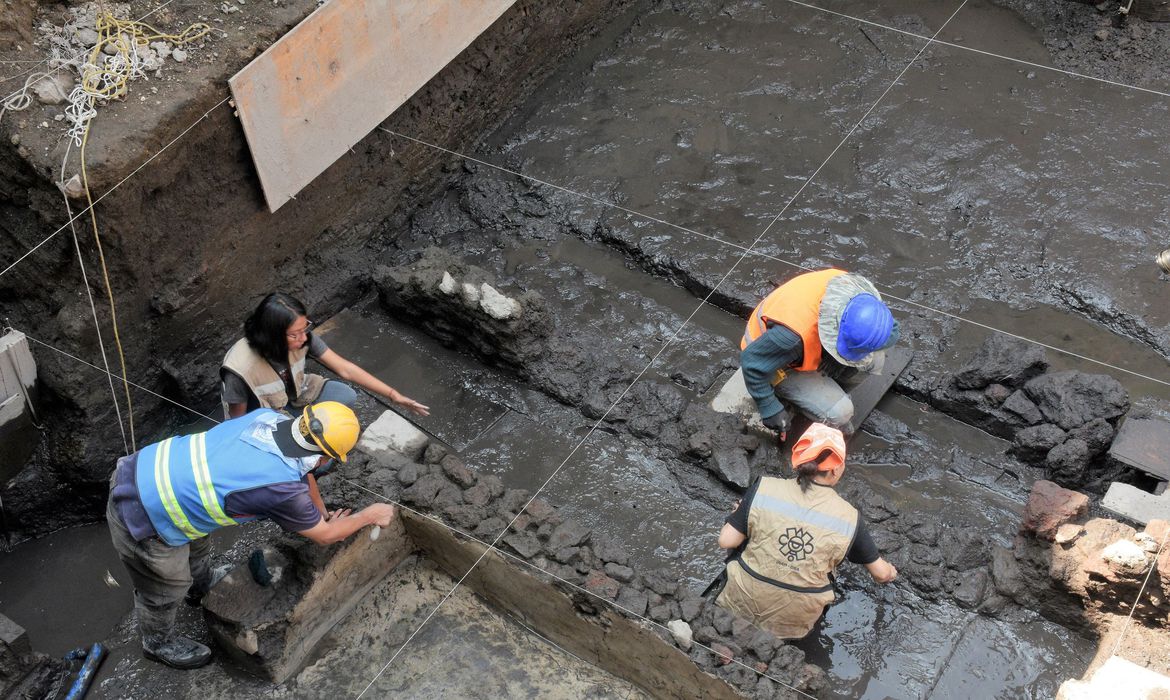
[106,401,397,669]
[715,423,897,639]
[741,269,898,439]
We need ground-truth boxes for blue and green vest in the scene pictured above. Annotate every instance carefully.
[135,409,316,546]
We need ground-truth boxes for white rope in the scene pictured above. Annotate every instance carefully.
[13,329,222,423]
[338,477,819,700]
[0,96,229,279]
[1108,525,1170,658]
[59,139,130,453]
[360,4,969,691]
[782,0,1170,100]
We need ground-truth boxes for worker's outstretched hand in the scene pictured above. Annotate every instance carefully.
[326,508,352,522]
[365,502,398,528]
[396,395,431,417]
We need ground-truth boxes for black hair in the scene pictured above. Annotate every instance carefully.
[794,449,835,493]
[244,293,309,364]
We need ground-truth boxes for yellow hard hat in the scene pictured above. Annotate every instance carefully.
[790,423,846,472]
[300,401,360,462]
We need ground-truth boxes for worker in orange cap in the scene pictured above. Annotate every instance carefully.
[714,423,897,639]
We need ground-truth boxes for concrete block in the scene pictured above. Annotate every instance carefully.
[357,410,429,462]
[709,368,768,435]
[204,517,412,683]
[1102,482,1170,526]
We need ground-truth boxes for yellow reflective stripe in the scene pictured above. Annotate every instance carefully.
[190,433,236,528]
[153,438,205,540]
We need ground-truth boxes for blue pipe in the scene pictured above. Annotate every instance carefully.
[64,642,106,700]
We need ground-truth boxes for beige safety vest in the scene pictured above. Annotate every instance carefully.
[717,477,858,639]
[220,338,325,413]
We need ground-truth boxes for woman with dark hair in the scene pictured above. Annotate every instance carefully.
[715,423,896,639]
[220,293,429,419]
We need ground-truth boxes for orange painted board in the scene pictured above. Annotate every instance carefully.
[230,0,515,212]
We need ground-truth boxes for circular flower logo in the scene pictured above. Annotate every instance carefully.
[777,527,815,562]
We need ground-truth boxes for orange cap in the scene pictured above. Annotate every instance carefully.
[790,423,846,472]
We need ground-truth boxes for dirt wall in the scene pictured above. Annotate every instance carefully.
[0,0,640,540]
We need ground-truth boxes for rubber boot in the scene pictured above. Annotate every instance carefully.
[142,633,212,670]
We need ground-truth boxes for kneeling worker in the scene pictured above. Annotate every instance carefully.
[107,401,397,669]
[741,268,898,438]
[716,423,897,639]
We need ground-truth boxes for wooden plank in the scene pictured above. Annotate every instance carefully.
[229,0,516,212]
[1109,417,1170,481]
[844,346,913,435]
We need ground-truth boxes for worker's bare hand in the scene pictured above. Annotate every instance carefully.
[883,564,898,583]
[730,499,741,513]
[396,396,431,417]
[327,508,352,522]
[366,503,398,528]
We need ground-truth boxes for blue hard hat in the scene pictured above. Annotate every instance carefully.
[836,293,894,362]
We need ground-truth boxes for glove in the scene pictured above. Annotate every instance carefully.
[762,408,791,438]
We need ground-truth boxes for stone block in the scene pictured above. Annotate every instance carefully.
[1102,482,1170,526]
[709,368,769,436]
[356,410,429,462]
[667,620,693,651]
[204,518,412,683]
[1021,480,1089,540]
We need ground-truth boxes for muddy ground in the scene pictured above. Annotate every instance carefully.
[1,0,1169,697]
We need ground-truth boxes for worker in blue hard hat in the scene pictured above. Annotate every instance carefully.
[739,269,898,439]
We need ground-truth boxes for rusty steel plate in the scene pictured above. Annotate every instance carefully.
[230,0,515,212]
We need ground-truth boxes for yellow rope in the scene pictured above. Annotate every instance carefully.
[80,11,210,102]
[67,12,210,450]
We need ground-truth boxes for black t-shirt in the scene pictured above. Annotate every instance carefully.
[725,476,880,565]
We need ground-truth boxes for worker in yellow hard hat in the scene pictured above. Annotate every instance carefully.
[714,423,897,639]
[106,401,396,670]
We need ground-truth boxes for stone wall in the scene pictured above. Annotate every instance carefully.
[927,335,1130,489]
[334,412,827,699]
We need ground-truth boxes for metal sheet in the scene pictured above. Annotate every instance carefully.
[230,0,515,212]
[1109,417,1170,481]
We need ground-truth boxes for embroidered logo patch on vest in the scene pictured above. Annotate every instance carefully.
[778,527,816,562]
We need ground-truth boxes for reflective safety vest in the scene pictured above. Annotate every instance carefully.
[221,338,325,412]
[135,410,315,546]
[740,269,846,376]
[717,477,858,639]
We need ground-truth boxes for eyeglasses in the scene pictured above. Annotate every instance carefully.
[286,320,314,340]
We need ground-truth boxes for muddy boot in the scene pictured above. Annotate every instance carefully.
[185,564,230,607]
[142,633,212,670]
[137,599,211,669]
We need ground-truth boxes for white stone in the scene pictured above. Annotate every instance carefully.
[1056,655,1170,700]
[460,282,480,306]
[30,74,73,105]
[150,41,172,59]
[666,619,692,651]
[356,410,429,462]
[171,48,188,63]
[1054,524,1084,546]
[479,283,521,320]
[76,28,99,46]
[438,271,457,295]
[1101,539,1149,572]
[1134,532,1160,553]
